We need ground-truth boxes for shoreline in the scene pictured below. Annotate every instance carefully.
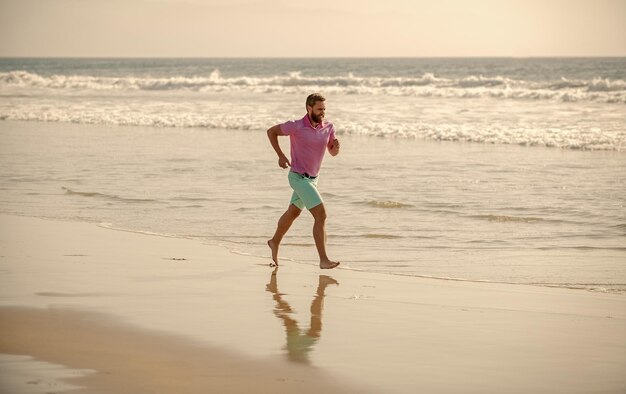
[11,210,626,296]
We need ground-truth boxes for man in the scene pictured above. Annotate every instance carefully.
[267,93,340,269]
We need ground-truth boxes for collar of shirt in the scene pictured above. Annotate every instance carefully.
[303,114,325,130]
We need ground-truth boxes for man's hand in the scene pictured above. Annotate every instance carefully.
[268,125,290,169]
[329,138,340,156]
[278,155,291,169]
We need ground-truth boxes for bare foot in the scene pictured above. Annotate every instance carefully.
[319,259,340,270]
[318,275,339,287]
[267,239,279,267]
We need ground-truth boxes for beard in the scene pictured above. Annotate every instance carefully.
[310,113,324,124]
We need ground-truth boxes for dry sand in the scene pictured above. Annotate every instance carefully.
[0,213,625,393]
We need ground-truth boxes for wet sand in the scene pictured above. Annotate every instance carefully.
[0,307,354,394]
[0,214,625,393]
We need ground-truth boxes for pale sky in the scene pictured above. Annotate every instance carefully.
[0,0,624,57]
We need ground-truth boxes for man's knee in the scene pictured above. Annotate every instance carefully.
[287,204,302,219]
[310,204,326,221]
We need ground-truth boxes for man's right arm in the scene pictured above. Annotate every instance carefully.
[267,125,290,169]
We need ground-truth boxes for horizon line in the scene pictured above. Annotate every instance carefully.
[1,55,626,59]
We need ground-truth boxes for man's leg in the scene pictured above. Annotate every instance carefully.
[309,204,340,269]
[268,204,302,265]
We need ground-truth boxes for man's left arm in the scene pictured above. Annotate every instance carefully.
[328,126,340,156]
[328,138,340,156]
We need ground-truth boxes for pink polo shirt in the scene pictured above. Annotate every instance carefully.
[280,115,336,177]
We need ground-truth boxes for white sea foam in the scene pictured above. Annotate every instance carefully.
[2,70,625,103]
[1,103,622,151]
[1,65,625,151]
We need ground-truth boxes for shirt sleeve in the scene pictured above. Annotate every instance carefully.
[279,120,298,136]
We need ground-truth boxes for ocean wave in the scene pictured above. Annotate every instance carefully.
[610,223,626,233]
[2,70,625,103]
[62,186,161,204]
[168,204,204,209]
[361,233,404,239]
[338,121,625,151]
[455,75,510,88]
[372,272,626,294]
[527,282,626,294]
[2,108,623,151]
[585,78,626,92]
[360,200,414,209]
[469,214,546,223]
[548,78,589,90]
[170,197,212,202]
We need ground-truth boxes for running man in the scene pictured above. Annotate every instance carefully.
[266,93,340,269]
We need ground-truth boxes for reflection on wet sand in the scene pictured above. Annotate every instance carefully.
[266,268,339,364]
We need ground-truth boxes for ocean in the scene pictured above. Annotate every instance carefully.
[1,57,625,293]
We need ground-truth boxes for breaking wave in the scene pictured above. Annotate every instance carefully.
[1,108,623,151]
[2,70,625,103]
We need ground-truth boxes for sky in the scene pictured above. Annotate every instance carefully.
[0,0,624,57]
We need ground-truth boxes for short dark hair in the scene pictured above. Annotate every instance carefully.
[306,93,326,108]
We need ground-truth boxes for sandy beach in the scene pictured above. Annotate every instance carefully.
[0,213,624,393]
[1,3,625,392]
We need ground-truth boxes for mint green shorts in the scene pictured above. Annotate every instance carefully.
[288,171,323,210]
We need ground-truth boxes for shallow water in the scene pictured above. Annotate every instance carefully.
[1,120,624,293]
